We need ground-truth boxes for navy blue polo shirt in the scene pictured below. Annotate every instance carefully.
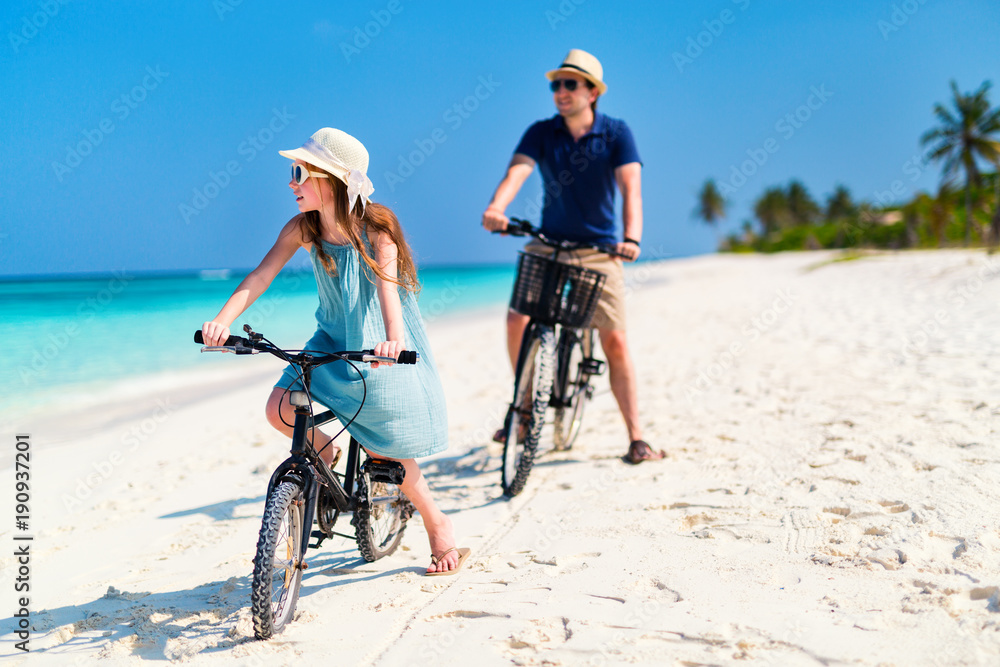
[515,112,641,245]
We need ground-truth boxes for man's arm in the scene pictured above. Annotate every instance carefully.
[482,154,536,232]
[615,162,642,262]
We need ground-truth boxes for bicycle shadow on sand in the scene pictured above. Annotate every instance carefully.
[159,495,266,521]
[12,543,415,661]
[9,575,258,661]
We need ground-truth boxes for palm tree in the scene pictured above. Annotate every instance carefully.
[920,80,1000,245]
[825,185,856,221]
[754,187,792,235]
[696,179,727,249]
[902,197,923,248]
[991,171,1000,246]
[786,180,820,225]
[928,183,954,247]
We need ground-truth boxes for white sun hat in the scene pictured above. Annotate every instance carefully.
[279,127,375,214]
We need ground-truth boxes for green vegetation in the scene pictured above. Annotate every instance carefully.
[703,80,1000,253]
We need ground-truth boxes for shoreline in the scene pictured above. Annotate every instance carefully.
[0,254,678,434]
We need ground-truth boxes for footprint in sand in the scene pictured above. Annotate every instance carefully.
[782,510,822,554]
[680,513,716,531]
[504,616,573,655]
[877,500,911,514]
[529,552,602,575]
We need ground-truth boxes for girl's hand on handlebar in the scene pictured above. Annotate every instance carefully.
[482,207,509,233]
[202,321,232,346]
[372,340,406,368]
[615,241,641,262]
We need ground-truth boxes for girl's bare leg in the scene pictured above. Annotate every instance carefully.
[393,458,462,573]
[264,387,341,466]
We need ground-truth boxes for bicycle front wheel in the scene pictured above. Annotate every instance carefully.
[553,329,592,451]
[251,480,306,640]
[353,471,411,562]
[502,324,555,497]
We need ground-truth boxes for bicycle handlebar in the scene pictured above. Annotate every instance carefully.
[193,330,419,365]
[494,218,627,259]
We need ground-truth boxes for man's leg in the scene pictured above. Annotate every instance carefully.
[506,309,530,372]
[597,327,665,463]
[596,328,642,442]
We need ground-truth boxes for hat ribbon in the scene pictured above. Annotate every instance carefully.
[559,62,594,79]
[303,138,375,215]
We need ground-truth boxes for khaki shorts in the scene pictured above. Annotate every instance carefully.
[522,240,627,331]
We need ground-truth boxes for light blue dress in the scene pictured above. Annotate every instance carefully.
[274,239,448,459]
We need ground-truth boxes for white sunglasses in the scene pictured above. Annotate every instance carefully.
[291,164,329,185]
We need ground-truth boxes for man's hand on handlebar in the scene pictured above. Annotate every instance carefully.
[482,206,509,233]
[202,321,232,347]
[614,241,641,262]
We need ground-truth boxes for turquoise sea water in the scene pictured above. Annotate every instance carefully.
[0,265,514,416]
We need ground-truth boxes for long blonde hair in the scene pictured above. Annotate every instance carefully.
[298,166,419,293]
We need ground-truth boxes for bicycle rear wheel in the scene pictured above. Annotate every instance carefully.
[502,324,555,497]
[553,329,593,451]
[251,480,306,639]
[353,470,412,562]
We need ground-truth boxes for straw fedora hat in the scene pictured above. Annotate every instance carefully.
[279,127,375,211]
[546,49,607,95]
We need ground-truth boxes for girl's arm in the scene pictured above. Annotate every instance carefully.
[369,229,406,367]
[202,216,305,345]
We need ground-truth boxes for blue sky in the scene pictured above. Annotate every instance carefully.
[2,0,998,277]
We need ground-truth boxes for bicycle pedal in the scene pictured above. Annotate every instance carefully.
[582,358,605,375]
[309,530,327,549]
[363,458,406,485]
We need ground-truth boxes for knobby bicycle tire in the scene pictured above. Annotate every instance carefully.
[502,325,555,497]
[553,329,592,451]
[353,472,411,562]
[251,480,306,639]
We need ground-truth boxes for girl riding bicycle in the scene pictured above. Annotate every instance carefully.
[201,127,469,575]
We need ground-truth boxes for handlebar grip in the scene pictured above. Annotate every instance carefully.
[598,244,626,258]
[490,217,532,236]
[397,350,418,365]
[194,330,244,346]
[506,218,532,235]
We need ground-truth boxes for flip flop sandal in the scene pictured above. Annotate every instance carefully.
[425,547,471,576]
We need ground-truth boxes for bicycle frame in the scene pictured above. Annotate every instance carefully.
[495,219,615,495]
[505,221,610,412]
[195,327,410,548]
[263,403,354,550]
[197,326,415,638]
[552,326,594,406]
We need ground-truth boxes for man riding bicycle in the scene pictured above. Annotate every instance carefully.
[481,48,665,464]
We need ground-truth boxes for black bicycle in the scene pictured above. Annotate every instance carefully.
[194,326,418,639]
[494,219,621,497]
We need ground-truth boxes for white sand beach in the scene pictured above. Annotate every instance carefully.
[2,249,999,666]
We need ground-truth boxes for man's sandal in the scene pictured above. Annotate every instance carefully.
[623,440,666,465]
[425,547,471,576]
[492,418,530,444]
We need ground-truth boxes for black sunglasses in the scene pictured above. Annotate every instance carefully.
[549,79,579,92]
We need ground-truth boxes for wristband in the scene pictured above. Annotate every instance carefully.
[623,237,641,247]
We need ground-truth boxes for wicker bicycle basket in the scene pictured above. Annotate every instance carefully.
[509,252,607,328]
